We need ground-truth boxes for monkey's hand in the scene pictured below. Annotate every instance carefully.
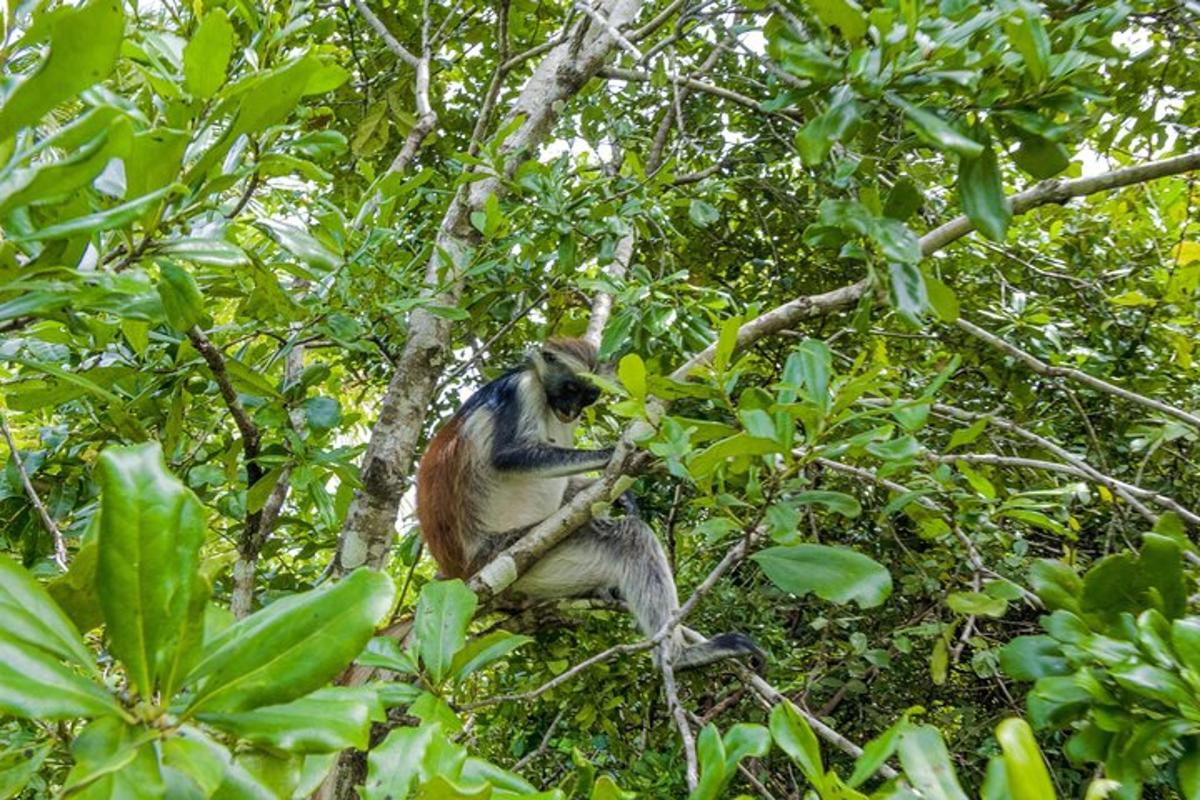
[616,489,639,517]
[605,421,653,478]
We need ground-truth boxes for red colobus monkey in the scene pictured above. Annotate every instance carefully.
[417,338,759,669]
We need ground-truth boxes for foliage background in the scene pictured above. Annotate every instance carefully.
[0,0,1198,797]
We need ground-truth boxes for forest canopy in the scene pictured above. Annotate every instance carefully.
[0,0,1198,797]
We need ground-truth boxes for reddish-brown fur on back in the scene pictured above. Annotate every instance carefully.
[416,417,471,579]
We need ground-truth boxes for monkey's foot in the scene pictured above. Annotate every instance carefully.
[675,632,766,672]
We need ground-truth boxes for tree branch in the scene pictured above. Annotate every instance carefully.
[352,0,420,67]
[187,327,265,595]
[1,413,67,570]
[954,317,1200,430]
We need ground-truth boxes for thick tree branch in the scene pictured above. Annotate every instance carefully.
[334,0,651,576]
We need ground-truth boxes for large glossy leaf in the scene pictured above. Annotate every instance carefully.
[160,728,232,798]
[415,579,478,685]
[12,184,185,241]
[752,544,892,608]
[0,0,125,141]
[184,568,394,714]
[770,701,825,790]
[157,262,205,332]
[888,95,983,157]
[364,724,441,800]
[0,554,93,668]
[897,725,969,800]
[198,687,384,754]
[995,718,1056,800]
[958,145,1011,242]
[96,442,207,700]
[999,636,1070,681]
[0,636,120,720]
[0,119,133,213]
[450,630,533,681]
[183,10,235,99]
[63,718,161,798]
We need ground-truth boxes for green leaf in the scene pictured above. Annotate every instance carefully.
[993,719,1051,800]
[806,0,868,41]
[0,742,49,799]
[889,261,929,325]
[713,315,743,374]
[0,636,120,720]
[304,396,342,431]
[925,274,960,322]
[198,687,384,754]
[897,725,969,800]
[1028,559,1081,613]
[1172,618,1200,673]
[618,353,647,400]
[688,199,721,228]
[770,701,826,791]
[870,218,922,263]
[888,95,983,158]
[751,544,892,607]
[793,338,831,413]
[791,490,861,518]
[1012,133,1070,179]
[1004,11,1050,84]
[450,631,533,681]
[998,636,1069,681]
[161,729,232,798]
[184,10,235,99]
[848,716,905,787]
[64,718,161,798]
[947,591,1007,617]
[689,433,780,478]
[690,724,727,800]
[958,145,1011,241]
[0,555,94,668]
[0,119,133,213]
[364,724,439,800]
[159,238,249,266]
[884,177,922,220]
[257,219,342,271]
[415,580,477,685]
[947,418,988,450]
[96,442,207,700]
[0,0,125,141]
[184,568,394,714]
[12,184,185,241]
[157,262,205,332]
[795,91,861,165]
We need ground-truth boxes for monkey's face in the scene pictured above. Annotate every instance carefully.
[540,352,602,422]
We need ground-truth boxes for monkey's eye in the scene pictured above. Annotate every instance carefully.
[542,351,558,364]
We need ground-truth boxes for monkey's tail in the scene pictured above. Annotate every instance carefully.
[674,632,765,671]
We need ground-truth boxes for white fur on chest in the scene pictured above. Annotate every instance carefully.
[478,389,578,533]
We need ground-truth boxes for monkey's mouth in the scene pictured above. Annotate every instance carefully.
[552,408,579,424]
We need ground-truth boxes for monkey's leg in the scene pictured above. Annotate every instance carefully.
[512,518,759,669]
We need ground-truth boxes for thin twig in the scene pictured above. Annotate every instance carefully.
[512,708,566,772]
[660,641,698,791]
[955,317,1200,430]
[0,414,67,570]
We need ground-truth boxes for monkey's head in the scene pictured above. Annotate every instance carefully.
[531,338,602,423]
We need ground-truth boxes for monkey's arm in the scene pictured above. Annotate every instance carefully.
[492,442,613,477]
